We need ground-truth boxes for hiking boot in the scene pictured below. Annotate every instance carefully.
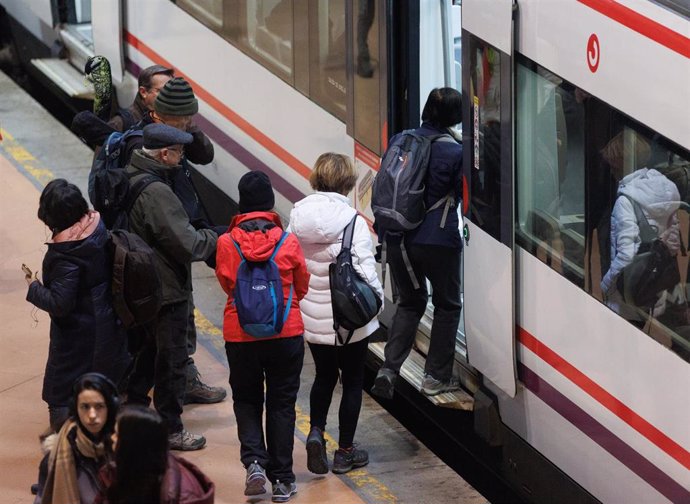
[370,368,396,400]
[184,371,227,404]
[306,426,329,474]
[272,480,297,503]
[420,374,460,396]
[244,460,267,496]
[332,445,369,474]
[168,429,206,451]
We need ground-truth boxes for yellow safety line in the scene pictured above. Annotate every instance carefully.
[0,128,56,186]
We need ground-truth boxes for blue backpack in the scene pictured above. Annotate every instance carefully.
[232,232,294,338]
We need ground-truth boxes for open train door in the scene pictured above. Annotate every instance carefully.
[92,0,125,85]
[461,0,517,397]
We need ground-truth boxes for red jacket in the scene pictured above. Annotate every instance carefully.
[215,211,310,343]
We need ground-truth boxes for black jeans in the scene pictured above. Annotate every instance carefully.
[127,300,189,434]
[383,243,461,382]
[308,338,369,449]
[225,336,304,484]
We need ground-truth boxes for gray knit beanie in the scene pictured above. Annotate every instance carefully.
[154,77,199,116]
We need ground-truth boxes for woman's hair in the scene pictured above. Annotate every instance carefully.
[107,406,168,504]
[421,87,463,128]
[70,373,120,442]
[37,178,88,233]
[309,153,358,195]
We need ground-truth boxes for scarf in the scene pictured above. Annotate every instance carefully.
[41,420,106,504]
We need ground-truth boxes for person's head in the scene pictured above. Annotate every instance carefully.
[108,406,168,504]
[421,87,463,128]
[142,123,193,167]
[37,179,88,235]
[238,171,275,213]
[601,129,651,180]
[152,77,198,130]
[70,373,119,441]
[138,65,175,111]
[309,153,358,195]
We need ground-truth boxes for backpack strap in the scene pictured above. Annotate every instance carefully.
[619,194,657,244]
[123,174,162,216]
[426,133,458,229]
[270,232,294,324]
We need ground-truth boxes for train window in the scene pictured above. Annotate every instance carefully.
[308,0,347,120]
[176,0,223,30]
[516,56,690,362]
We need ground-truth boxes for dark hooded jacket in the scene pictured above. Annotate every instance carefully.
[26,212,130,406]
[125,150,217,305]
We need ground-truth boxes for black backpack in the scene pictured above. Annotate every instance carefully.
[88,129,144,229]
[110,228,163,328]
[329,215,382,345]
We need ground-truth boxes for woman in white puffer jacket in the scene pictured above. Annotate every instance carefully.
[289,153,383,476]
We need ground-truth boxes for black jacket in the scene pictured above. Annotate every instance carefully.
[27,219,130,406]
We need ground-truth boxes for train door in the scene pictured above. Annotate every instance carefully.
[461,0,517,397]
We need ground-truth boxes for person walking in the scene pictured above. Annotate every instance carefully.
[289,153,383,475]
[371,87,464,398]
[215,171,309,503]
[124,124,217,451]
[26,179,130,433]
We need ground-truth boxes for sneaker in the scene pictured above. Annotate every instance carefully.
[244,461,267,496]
[420,374,460,396]
[306,426,329,474]
[184,371,227,404]
[168,429,206,451]
[370,368,396,400]
[332,445,369,474]
[272,480,297,503]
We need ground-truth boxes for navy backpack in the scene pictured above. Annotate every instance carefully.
[232,232,293,338]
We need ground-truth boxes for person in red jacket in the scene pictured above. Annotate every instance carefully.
[215,171,309,504]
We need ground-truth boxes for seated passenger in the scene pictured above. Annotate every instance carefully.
[26,179,130,433]
[95,405,215,504]
[34,373,119,504]
[288,153,383,474]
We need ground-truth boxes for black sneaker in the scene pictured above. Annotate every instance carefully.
[272,480,297,503]
[184,371,227,404]
[306,426,329,474]
[244,460,267,496]
[370,368,396,400]
[332,445,369,474]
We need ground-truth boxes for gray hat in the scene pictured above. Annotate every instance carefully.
[143,123,193,149]
[153,77,198,116]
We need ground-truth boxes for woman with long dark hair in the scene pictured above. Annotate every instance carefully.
[96,405,214,504]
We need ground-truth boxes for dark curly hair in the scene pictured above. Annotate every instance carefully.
[37,179,88,234]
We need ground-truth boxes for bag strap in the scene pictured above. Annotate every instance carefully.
[619,194,657,244]
[124,174,162,216]
[341,215,358,252]
[270,231,289,261]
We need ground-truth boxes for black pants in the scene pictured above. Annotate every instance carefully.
[225,336,304,484]
[383,244,461,382]
[127,300,189,434]
[308,338,368,448]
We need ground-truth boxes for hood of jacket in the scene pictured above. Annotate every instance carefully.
[618,168,680,221]
[289,192,357,245]
[229,211,285,261]
[47,214,109,258]
[127,149,179,182]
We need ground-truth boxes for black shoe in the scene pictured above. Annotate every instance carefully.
[30,483,39,495]
[332,445,369,474]
[306,426,329,474]
[370,368,396,400]
[357,57,374,78]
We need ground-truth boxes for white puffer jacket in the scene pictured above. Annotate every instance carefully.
[601,168,680,319]
[289,192,383,345]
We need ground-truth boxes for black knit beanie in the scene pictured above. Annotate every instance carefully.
[154,77,199,116]
[238,171,275,213]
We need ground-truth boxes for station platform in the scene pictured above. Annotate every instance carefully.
[0,69,487,504]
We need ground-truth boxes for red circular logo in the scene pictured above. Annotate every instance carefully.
[587,34,600,73]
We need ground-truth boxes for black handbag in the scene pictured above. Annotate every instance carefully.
[616,195,680,309]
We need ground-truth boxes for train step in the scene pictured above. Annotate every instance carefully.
[30,58,93,99]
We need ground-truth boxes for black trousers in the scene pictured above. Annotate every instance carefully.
[225,336,304,484]
[383,244,462,382]
[308,338,369,449]
[127,300,189,434]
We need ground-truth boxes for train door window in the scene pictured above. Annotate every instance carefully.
[308,0,347,120]
[515,60,586,285]
[176,0,224,31]
[350,0,384,154]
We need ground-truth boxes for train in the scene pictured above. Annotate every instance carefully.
[1,0,688,503]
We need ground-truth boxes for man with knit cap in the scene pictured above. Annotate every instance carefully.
[125,123,218,451]
[121,76,227,407]
[216,171,309,502]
